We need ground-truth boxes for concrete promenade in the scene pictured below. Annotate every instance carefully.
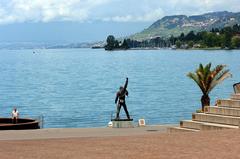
[0,125,172,141]
[0,127,240,159]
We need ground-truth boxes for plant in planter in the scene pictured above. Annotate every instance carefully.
[187,63,231,111]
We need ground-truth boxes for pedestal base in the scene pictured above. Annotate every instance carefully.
[110,119,134,128]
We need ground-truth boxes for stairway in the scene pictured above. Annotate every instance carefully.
[169,93,240,132]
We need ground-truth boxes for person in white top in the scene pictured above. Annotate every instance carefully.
[12,108,19,124]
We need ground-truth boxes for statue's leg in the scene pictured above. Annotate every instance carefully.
[122,103,130,119]
[116,104,121,119]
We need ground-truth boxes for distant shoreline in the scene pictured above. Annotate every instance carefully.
[100,47,240,51]
[0,47,238,51]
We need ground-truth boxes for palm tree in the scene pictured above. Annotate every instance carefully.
[187,63,231,111]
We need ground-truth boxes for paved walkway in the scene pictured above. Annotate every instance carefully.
[0,125,173,140]
[0,128,240,159]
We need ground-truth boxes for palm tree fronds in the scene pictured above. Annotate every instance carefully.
[187,72,205,94]
[207,69,232,94]
[187,63,231,108]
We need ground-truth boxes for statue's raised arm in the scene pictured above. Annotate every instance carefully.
[123,77,128,91]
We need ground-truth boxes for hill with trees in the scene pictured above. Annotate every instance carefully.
[104,11,240,50]
[131,11,240,40]
[104,24,240,50]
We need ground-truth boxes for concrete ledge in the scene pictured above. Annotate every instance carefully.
[231,94,240,100]
[0,125,172,141]
[180,120,238,131]
[168,127,199,133]
[204,106,240,117]
[192,113,240,126]
[217,99,240,108]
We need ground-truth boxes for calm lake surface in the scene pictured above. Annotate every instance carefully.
[0,48,239,128]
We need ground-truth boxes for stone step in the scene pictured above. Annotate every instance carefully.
[231,94,240,100]
[204,106,240,117]
[192,113,240,126]
[168,127,199,133]
[216,99,240,108]
[180,120,238,131]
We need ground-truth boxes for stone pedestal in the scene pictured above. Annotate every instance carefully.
[111,119,134,128]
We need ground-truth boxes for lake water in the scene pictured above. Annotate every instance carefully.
[0,48,239,128]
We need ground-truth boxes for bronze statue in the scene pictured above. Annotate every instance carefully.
[115,78,130,119]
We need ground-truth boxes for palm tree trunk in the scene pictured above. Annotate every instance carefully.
[201,94,210,111]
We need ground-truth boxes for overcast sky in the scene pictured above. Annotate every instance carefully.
[0,0,239,43]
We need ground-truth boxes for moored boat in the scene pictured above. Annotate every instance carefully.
[0,118,40,130]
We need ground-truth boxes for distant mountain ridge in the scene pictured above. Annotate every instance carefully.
[131,11,240,40]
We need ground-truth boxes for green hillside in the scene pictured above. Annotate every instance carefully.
[131,11,240,40]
